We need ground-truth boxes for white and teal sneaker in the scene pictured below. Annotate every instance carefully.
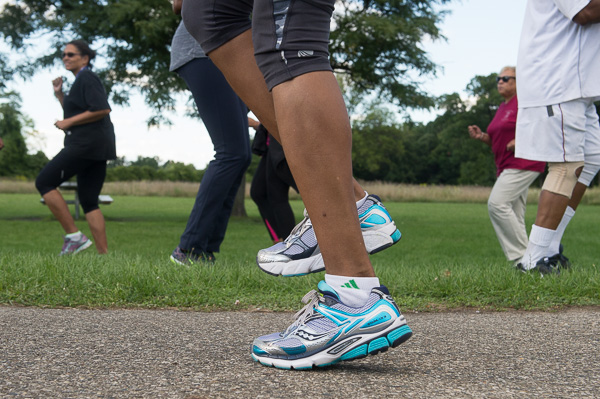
[256,194,401,277]
[251,281,412,370]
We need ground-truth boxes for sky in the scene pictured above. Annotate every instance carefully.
[4,0,527,170]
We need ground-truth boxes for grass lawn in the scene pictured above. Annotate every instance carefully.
[1,193,599,311]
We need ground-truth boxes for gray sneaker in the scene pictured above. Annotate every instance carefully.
[251,281,412,369]
[59,233,93,256]
[256,194,401,277]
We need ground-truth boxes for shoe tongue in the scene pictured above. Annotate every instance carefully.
[317,281,340,301]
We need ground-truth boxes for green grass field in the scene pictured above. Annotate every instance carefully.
[1,193,599,311]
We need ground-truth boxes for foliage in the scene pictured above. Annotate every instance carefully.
[332,0,451,110]
[105,156,204,182]
[0,0,183,125]
[0,92,49,179]
[351,72,505,185]
[0,0,452,123]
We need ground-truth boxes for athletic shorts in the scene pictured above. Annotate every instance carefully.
[182,0,335,90]
[515,98,600,163]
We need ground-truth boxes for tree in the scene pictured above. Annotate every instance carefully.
[332,0,451,110]
[0,0,452,120]
[0,92,49,178]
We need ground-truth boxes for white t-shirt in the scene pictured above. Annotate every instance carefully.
[517,0,600,108]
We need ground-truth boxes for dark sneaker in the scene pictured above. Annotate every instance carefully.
[256,194,401,277]
[532,256,560,275]
[170,246,215,266]
[59,233,93,256]
[557,244,571,269]
[251,281,412,370]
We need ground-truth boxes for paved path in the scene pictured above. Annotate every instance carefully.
[1,307,599,398]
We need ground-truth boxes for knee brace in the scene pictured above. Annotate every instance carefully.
[579,153,600,186]
[542,161,584,198]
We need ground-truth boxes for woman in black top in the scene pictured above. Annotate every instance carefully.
[35,40,116,255]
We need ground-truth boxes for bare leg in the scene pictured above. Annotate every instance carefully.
[568,182,588,211]
[43,189,77,234]
[85,209,107,254]
[209,33,372,277]
[209,31,368,204]
[534,190,571,230]
[273,72,373,277]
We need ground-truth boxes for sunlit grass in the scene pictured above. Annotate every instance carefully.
[1,192,599,311]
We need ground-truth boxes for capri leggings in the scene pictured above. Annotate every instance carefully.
[35,149,107,214]
[182,0,335,90]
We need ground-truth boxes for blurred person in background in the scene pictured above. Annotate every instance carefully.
[35,39,116,255]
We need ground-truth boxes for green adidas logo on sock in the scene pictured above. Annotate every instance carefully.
[341,279,359,289]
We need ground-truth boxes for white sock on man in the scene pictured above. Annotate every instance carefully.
[520,225,556,270]
[325,274,380,307]
[65,231,83,240]
[356,191,368,209]
[548,206,575,255]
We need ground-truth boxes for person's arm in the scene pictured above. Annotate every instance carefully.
[52,77,65,108]
[173,0,183,15]
[248,116,261,130]
[54,109,110,132]
[573,0,600,25]
[468,125,491,146]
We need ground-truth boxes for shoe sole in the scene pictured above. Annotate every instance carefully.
[257,223,401,277]
[251,316,412,370]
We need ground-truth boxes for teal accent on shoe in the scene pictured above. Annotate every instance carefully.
[252,345,269,356]
[283,272,309,277]
[282,345,306,355]
[340,344,367,360]
[387,325,412,344]
[294,366,314,370]
[368,337,389,353]
[328,329,343,345]
[344,318,363,334]
[365,214,387,225]
[363,311,392,328]
[274,364,292,370]
[317,281,340,300]
[391,229,401,242]
[317,359,341,368]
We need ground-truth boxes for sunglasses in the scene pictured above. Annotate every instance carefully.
[61,52,81,58]
[496,76,516,83]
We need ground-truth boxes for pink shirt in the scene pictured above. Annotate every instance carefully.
[487,96,545,177]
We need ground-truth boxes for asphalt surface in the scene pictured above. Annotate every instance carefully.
[1,306,599,398]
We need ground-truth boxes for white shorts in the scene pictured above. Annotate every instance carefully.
[515,98,599,163]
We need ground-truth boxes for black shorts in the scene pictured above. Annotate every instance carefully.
[35,149,107,214]
[183,0,334,90]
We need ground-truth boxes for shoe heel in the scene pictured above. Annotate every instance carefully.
[387,325,413,347]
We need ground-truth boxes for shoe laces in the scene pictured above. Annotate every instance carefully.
[285,289,321,335]
[283,209,312,247]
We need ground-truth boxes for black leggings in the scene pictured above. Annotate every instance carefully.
[35,149,107,214]
[251,146,297,242]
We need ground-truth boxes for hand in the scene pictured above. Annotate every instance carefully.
[468,125,484,140]
[506,139,516,152]
[54,119,71,131]
[52,77,63,95]
[248,117,260,130]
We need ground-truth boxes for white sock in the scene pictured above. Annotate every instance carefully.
[520,225,556,270]
[65,231,82,240]
[548,206,575,255]
[325,274,380,307]
[356,191,368,209]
